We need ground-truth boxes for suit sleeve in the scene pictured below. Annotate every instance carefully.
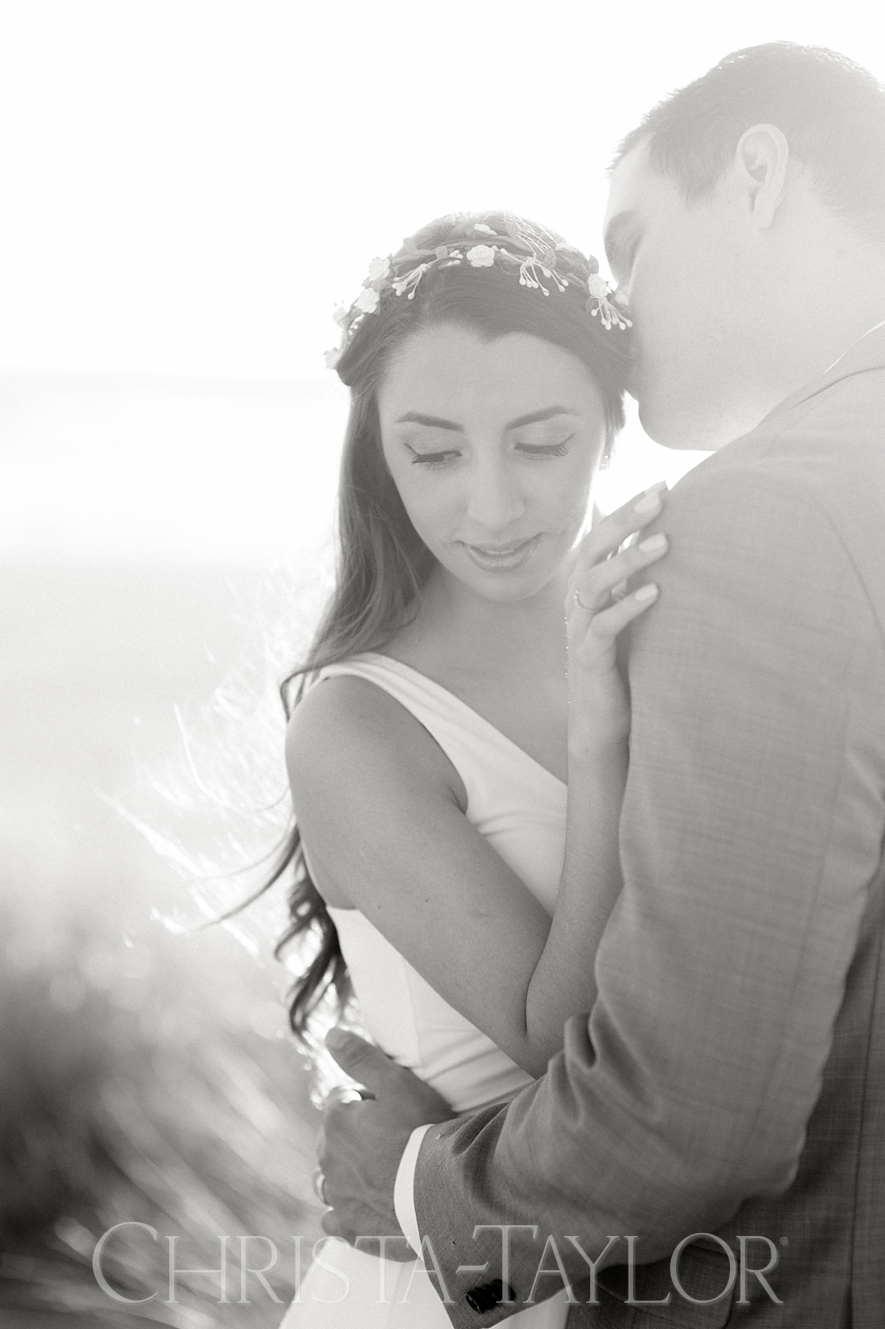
[409,462,885,1325]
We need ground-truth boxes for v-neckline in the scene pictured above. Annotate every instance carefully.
[363,652,567,791]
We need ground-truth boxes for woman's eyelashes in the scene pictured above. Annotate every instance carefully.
[406,435,575,468]
[520,437,573,458]
[408,448,460,469]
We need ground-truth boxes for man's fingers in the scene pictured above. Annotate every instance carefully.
[321,1098,372,1161]
[320,1206,362,1241]
[324,1030,451,1117]
[324,1083,374,1106]
[324,1028,402,1096]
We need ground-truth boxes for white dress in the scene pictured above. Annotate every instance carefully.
[281,652,569,1328]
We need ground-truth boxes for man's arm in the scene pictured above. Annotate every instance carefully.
[408,461,885,1322]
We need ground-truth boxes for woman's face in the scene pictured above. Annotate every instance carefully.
[377,324,607,604]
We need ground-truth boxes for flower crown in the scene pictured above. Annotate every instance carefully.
[324,216,631,370]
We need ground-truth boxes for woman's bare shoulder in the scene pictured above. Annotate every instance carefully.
[285,674,468,912]
[285,674,465,808]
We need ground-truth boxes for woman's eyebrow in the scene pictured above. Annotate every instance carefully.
[505,407,578,430]
[395,406,578,431]
[395,412,462,430]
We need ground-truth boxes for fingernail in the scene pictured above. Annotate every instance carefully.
[325,1027,349,1050]
[638,533,667,553]
[634,583,659,602]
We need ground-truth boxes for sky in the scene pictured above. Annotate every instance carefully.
[1,0,882,384]
[0,1,882,564]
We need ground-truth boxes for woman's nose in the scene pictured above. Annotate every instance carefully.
[464,457,525,530]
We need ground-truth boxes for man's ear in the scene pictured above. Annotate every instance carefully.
[733,124,791,229]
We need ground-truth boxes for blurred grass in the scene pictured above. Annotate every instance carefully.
[0,899,326,1325]
[0,561,331,1325]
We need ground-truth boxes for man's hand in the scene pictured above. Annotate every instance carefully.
[318,1028,453,1257]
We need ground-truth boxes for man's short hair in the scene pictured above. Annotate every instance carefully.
[614,43,885,238]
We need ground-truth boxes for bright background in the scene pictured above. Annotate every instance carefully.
[0,3,882,1323]
[3,0,883,563]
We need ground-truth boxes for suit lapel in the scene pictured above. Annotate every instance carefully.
[763,322,885,426]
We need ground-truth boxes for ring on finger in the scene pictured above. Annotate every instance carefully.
[323,1084,365,1108]
[312,1167,331,1207]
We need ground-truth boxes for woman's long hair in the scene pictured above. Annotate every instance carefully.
[268,212,630,1051]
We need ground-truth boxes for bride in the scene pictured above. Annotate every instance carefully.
[276,212,668,1326]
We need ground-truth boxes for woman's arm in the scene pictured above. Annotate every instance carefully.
[287,489,668,1077]
[521,487,668,1055]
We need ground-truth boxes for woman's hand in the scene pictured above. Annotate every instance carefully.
[566,482,669,752]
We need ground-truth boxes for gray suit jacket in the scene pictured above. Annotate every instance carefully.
[411,326,885,1327]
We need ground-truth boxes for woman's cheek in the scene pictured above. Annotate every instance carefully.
[402,488,451,546]
[549,468,592,531]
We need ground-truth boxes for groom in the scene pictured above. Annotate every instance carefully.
[316,43,885,1325]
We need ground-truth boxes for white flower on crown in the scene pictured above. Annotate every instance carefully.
[354,287,380,314]
[325,227,630,375]
[466,245,496,267]
[392,262,432,298]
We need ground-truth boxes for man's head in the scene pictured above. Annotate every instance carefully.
[606,43,885,449]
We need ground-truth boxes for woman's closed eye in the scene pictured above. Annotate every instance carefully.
[408,437,574,468]
[513,433,575,459]
[407,445,461,468]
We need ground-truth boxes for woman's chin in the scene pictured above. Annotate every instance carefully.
[446,549,565,604]
[420,530,576,606]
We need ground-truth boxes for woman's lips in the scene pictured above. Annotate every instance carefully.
[458,534,542,571]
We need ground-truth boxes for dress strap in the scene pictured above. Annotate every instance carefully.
[312,653,563,819]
